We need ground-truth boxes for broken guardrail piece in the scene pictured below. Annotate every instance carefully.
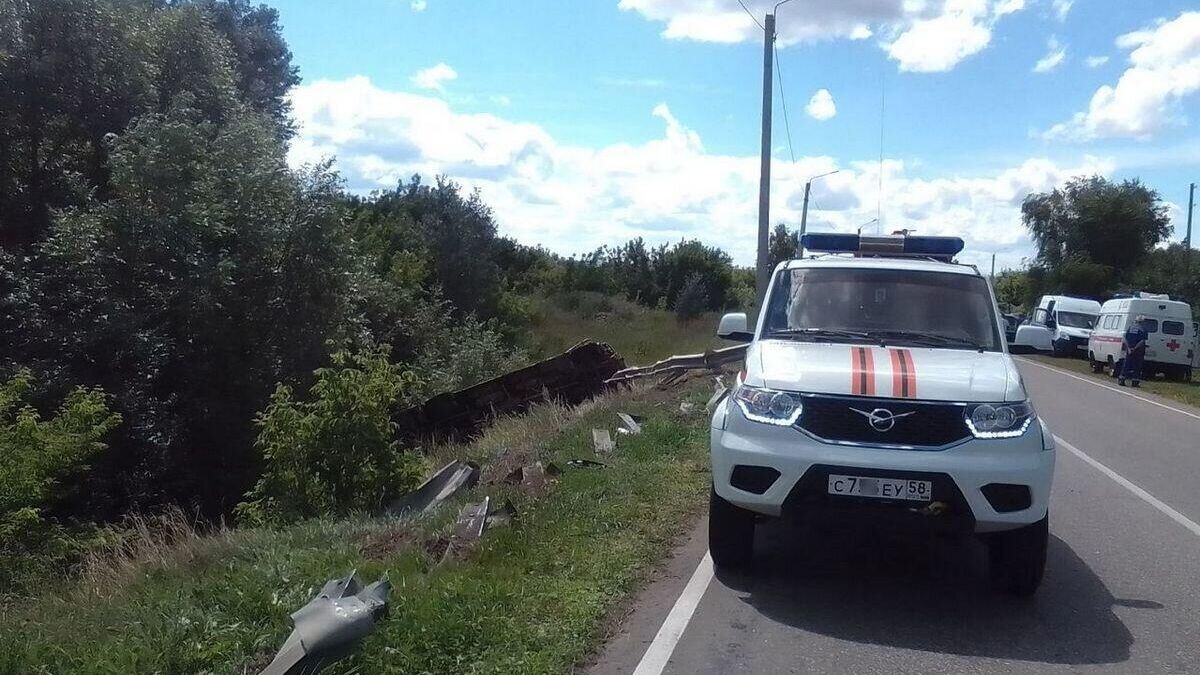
[394,341,625,441]
[605,343,747,385]
[567,458,607,469]
[705,377,728,414]
[259,571,390,675]
[385,460,479,517]
[592,428,615,455]
[616,412,642,435]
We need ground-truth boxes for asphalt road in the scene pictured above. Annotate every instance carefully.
[590,357,1200,675]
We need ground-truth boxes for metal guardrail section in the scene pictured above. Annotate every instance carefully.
[605,344,748,384]
[393,341,625,441]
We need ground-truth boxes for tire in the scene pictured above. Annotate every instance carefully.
[1089,353,1104,373]
[1051,340,1067,358]
[988,514,1048,596]
[709,485,755,570]
[1111,358,1123,379]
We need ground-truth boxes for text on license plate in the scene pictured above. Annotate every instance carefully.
[827,474,932,502]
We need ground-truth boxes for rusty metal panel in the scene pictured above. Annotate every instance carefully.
[393,341,625,441]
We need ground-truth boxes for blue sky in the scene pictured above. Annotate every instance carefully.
[274,0,1200,271]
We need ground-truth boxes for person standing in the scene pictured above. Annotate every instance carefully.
[1119,314,1149,387]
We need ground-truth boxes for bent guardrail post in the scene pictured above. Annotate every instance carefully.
[260,572,391,675]
[604,344,748,385]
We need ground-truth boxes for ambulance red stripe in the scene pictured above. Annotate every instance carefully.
[861,347,876,396]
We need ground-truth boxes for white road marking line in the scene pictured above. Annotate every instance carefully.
[632,551,714,675]
[1017,357,1200,422]
[1056,435,1200,538]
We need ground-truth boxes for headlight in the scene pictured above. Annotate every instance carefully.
[964,401,1035,438]
[732,384,803,426]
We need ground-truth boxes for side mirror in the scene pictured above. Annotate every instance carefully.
[717,312,753,342]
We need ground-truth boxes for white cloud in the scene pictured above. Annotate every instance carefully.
[410,62,457,93]
[805,89,837,120]
[288,76,1115,271]
[618,0,1024,72]
[1084,55,1110,68]
[490,94,512,106]
[1033,36,1067,72]
[1051,0,1072,21]
[1045,11,1200,141]
[410,0,427,10]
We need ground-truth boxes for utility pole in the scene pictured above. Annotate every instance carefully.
[990,252,996,283]
[1186,182,1195,250]
[754,12,776,311]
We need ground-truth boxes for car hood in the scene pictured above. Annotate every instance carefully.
[750,340,1025,402]
[1057,326,1093,338]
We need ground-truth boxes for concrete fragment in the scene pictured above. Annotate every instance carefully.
[385,460,479,517]
[592,428,615,454]
[616,412,642,435]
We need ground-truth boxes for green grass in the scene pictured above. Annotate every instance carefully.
[1024,353,1200,408]
[0,380,714,675]
[524,292,727,364]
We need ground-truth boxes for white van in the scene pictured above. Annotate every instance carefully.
[1012,295,1101,357]
[1088,293,1194,381]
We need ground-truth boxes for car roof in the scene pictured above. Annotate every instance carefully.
[781,255,981,277]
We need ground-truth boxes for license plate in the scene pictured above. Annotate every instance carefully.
[827,474,932,502]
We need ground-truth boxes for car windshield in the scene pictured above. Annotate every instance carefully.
[762,267,1001,351]
[1056,311,1097,329]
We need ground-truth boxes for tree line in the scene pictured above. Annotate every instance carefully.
[993,176,1195,314]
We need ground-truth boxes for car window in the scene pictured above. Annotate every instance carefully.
[1163,320,1185,336]
[1056,311,1096,329]
[764,267,1001,351]
[1141,319,1159,333]
[1032,308,1048,324]
[1103,315,1115,329]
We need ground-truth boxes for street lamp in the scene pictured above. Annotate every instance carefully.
[797,169,840,257]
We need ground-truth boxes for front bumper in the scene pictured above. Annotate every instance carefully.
[710,400,1055,533]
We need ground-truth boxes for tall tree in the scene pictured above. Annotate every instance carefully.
[768,223,799,270]
[1021,176,1171,279]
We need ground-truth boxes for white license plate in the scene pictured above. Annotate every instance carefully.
[827,474,932,502]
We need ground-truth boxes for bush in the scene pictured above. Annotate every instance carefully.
[236,350,425,524]
[674,273,709,321]
[0,370,121,585]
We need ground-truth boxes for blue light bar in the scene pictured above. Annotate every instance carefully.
[801,233,964,258]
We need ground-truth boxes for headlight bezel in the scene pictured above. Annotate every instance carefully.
[732,383,804,426]
[964,400,1036,438]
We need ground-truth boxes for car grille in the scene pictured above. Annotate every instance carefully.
[795,395,971,448]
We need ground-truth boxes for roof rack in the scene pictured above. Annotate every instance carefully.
[800,232,965,263]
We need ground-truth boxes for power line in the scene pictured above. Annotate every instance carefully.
[773,42,796,164]
[737,0,764,31]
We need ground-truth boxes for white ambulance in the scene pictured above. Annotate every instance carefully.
[1087,293,1194,381]
[710,233,1055,596]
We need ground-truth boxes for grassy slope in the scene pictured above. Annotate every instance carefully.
[0,302,717,675]
[525,293,723,364]
[1024,354,1200,408]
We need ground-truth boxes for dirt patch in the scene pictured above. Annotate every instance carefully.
[360,523,422,561]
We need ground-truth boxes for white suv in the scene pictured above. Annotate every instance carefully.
[709,233,1056,595]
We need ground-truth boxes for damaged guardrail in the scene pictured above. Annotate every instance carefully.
[604,343,747,385]
[394,341,625,442]
[260,572,390,675]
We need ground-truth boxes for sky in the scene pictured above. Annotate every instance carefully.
[274,0,1200,272]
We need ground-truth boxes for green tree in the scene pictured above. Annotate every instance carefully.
[1133,245,1200,308]
[768,223,799,270]
[0,369,121,584]
[237,349,424,524]
[993,269,1031,313]
[1021,176,1171,294]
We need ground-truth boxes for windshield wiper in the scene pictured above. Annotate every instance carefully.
[766,328,884,346]
[870,330,987,352]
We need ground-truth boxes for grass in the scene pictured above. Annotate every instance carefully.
[0,377,716,675]
[524,291,727,364]
[1024,353,1200,408]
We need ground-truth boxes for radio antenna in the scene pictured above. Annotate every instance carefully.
[877,61,886,234]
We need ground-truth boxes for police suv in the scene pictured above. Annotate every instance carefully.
[709,233,1056,595]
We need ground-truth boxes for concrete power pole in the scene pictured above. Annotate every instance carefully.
[754,12,776,311]
[1186,182,1195,250]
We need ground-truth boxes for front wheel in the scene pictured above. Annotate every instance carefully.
[988,514,1048,596]
[709,485,755,570]
[1089,354,1104,373]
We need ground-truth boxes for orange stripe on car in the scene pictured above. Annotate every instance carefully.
[850,347,864,395]
[862,347,876,396]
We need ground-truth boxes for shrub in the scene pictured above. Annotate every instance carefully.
[236,349,425,524]
[0,370,121,585]
[674,273,709,321]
